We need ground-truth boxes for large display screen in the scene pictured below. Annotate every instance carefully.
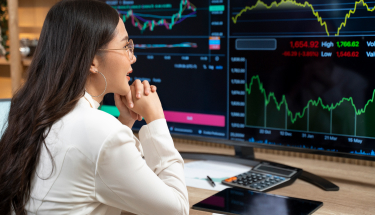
[102,0,228,139]
[100,0,375,159]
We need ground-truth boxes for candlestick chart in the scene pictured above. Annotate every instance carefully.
[112,0,201,35]
[122,0,196,33]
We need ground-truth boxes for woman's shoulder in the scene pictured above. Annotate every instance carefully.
[74,94,126,135]
[55,99,134,163]
[75,100,125,133]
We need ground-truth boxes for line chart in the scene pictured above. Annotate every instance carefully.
[245,75,375,136]
[134,42,198,49]
[232,0,375,36]
[120,0,197,33]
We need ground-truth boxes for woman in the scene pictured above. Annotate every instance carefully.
[0,0,189,214]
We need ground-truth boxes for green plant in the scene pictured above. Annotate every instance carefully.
[0,0,9,60]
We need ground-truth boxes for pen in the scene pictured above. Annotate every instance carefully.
[207,175,216,187]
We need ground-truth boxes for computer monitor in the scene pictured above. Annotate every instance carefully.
[100,0,375,161]
[0,99,11,137]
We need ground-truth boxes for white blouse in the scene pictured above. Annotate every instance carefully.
[25,93,189,215]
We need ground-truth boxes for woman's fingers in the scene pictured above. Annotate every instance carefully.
[124,89,134,108]
[132,79,143,99]
[151,85,157,93]
[114,93,125,109]
[129,108,139,121]
[143,80,151,95]
[132,79,154,97]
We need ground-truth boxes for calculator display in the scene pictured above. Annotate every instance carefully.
[256,165,294,177]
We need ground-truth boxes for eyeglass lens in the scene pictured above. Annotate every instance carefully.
[128,39,134,60]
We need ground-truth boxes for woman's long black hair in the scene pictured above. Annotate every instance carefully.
[0,1,119,214]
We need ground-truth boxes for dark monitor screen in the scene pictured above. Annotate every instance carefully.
[100,0,375,160]
[101,0,228,138]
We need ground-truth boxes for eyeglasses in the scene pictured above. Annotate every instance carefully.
[98,39,135,61]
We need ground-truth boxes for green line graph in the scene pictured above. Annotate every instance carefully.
[245,75,375,137]
[232,0,375,36]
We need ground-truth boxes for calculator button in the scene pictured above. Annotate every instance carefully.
[225,177,237,182]
[256,186,262,189]
[253,179,258,182]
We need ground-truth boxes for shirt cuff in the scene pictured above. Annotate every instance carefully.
[139,119,169,140]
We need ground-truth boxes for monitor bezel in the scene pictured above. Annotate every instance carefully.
[166,132,375,161]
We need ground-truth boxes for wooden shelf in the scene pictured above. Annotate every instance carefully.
[22,58,32,66]
[0,57,33,66]
[4,0,58,94]
[0,57,10,65]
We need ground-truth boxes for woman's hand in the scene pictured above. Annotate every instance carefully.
[115,80,157,128]
[114,93,136,129]
[124,80,157,110]
[126,80,165,124]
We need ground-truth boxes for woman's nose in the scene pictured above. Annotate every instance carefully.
[131,56,137,64]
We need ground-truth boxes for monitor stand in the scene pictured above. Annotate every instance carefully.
[180,146,339,191]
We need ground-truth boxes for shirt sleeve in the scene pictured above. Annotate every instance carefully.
[95,119,189,215]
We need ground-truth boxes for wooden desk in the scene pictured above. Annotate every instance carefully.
[123,142,375,215]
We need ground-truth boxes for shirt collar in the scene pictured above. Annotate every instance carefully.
[83,91,101,109]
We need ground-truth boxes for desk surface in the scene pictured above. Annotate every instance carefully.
[123,142,375,215]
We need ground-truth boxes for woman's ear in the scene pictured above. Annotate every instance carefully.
[89,56,100,74]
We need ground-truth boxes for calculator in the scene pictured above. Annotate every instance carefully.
[222,161,303,192]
